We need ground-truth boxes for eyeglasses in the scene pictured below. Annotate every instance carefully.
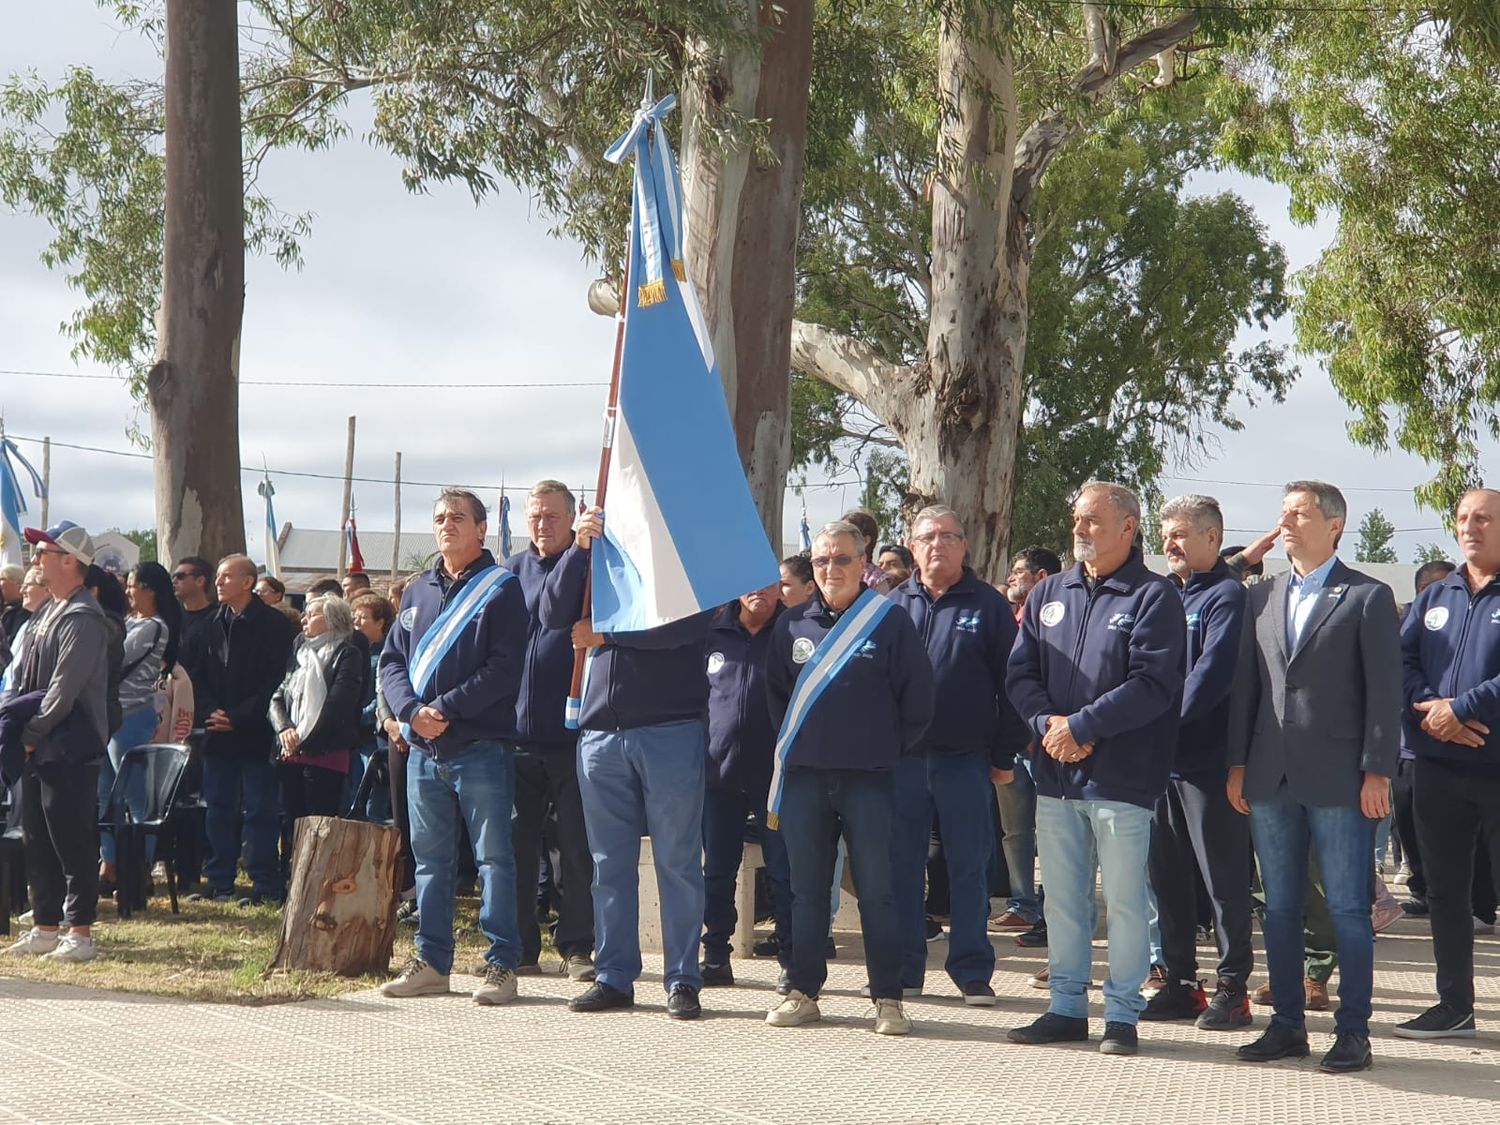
[911,531,964,546]
[810,553,857,570]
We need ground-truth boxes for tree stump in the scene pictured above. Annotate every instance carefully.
[270,816,400,977]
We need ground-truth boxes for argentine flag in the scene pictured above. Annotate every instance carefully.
[258,474,281,579]
[0,436,47,568]
[591,88,778,631]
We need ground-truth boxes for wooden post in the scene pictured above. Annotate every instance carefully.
[270,816,401,977]
[390,451,402,581]
[39,437,50,529]
[337,414,355,577]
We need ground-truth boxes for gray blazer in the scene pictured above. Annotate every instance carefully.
[1226,560,1401,807]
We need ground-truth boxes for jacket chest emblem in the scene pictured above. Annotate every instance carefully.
[399,606,418,631]
[1185,611,1201,628]
[1424,605,1449,631]
[706,652,725,675]
[954,611,981,633]
[1107,612,1136,631]
[1039,601,1066,627]
[854,639,878,659]
[791,637,816,665]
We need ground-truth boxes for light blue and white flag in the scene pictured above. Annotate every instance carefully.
[0,435,47,568]
[799,500,811,553]
[591,84,778,631]
[257,473,281,579]
[498,493,513,559]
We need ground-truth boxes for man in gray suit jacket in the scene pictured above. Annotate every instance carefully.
[1226,480,1400,1075]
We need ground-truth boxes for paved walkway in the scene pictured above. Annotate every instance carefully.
[2,915,1497,1124]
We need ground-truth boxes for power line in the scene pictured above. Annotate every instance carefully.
[0,367,607,390]
[1161,473,1419,495]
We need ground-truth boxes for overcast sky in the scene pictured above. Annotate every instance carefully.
[0,3,1464,570]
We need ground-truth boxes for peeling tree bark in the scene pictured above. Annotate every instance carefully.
[149,0,246,568]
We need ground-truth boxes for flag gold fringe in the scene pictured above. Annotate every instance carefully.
[671,259,686,282]
[638,278,667,307]
[765,811,780,831]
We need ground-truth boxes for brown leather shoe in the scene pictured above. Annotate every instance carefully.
[1251,981,1273,1006]
[1305,977,1329,1011]
[988,910,1033,930]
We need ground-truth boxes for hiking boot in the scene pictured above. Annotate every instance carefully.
[1196,981,1253,1030]
[569,982,634,1013]
[473,963,518,1006]
[961,981,997,1007]
[766,990,821,1027]
[699,960,735,987]
[1305,977,1330,1011]
[40,933,96,963]
[1100,1022,1138,1056]
[873,998,911,1035]
[1140,978,1207,1021]
[667,985,701,1020]
[2,927,61,957]
[563,953,596,982]
[1393,1001,1477,1040]
[381,957,449,998]
[1008,1012,1089,1045]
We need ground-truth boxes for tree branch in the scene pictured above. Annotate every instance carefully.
[791,319,914,428]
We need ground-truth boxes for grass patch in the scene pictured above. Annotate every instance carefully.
[0,893,552,1005]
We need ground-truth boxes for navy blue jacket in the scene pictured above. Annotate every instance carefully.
[705,602,783,795]
[766,592,934,773]
[506,545,581,748]
[1401,567,1500,772]
[889,568,1028,769]
[538,542,711,732]
[379,550,528,756]
[1175,560,1249,779]
[1006,549,1186,809]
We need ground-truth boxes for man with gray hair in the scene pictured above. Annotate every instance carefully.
[1142,494,1254,1030]
[1006,482,1186,1056]
[1,563,31,649]
[888,505,1028,1005]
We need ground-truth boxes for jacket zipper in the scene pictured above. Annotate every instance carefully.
[1062,582,1104,798]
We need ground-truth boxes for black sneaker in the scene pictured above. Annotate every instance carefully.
[237,893,284,909]
[1007,1012,1089,1045]
[186,888,235,903]
[961,981,997,1007]
[1196,981,1253,1030]
[1400,899,1430,917]
[1393,1001,1476,1040]
[569,982,634,1013]
[395,900,419,924]
[1015,919,1048,948]
[752,935,780,957]
[666,985,701,1020]
[699,961,735,987]
[1100,1022,1138,1056]
[1140,979,1207,1022]
[925,917,946,942]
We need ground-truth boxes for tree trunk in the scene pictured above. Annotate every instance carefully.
[148,0,246,569]
[681,1,814,547]
[270,816,401,977]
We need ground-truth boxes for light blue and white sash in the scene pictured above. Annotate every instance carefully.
[402,564,514,737]
[765,588,894,828]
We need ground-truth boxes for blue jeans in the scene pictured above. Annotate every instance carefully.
[99,704,161,867]
[779,767,902,999]
[893,750,995,989]
[1250,790,1375,1035]
[994,758,1041,921]
[578,720,706,994]
[1036,795,1153,1024]
[406,741,522,975]
[202,752,281,897]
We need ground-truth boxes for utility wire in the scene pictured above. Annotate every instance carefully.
[0,368,607,390]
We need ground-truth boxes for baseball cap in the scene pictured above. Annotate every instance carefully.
[24,520,97,566]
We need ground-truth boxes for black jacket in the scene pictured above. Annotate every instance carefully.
[186,595,296,757]
[269,638,366,757]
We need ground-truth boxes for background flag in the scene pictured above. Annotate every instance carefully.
[498,492,513,559]
[799,501,811,553]
[591,87,778,631]
[258,473,281,579]
[0,433,47,568]
[345,512,366,574]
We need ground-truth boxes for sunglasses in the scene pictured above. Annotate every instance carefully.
[810,553,858,570]
[171,571,200,582]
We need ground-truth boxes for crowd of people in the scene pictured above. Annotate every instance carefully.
[1,476,1497,1074]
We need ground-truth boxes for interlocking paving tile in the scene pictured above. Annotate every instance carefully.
[1,917,1496,1124]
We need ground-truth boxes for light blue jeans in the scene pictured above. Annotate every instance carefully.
[1036,795,1154,1024]
[994,757,1042,921]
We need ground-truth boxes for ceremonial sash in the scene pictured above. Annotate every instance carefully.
[402,564,515,738]
[765,588,894,829]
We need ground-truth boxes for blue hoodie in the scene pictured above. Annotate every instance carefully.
[888,568,1029,769]
[1174,559,1249,779]
[378,549,529,757]
[1401,566,1500,773]
[538,542,711,732]
[505,545,581,748]
[766,593,934,773]
[1005,549,1185,810]
[704,601,783,795]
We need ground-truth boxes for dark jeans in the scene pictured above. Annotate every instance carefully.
[1392,757,1426,899]
[202,753,282,898]
[511,741,594,961]
[1250,790,1375,1035]
[1413,757,1500,1014]
[892,750,995,989]
[389,744,415,894]
[1148,773,1254,988]
[278,761,346,880]
[778,767,902,1000]
[22,759,101,928]
[702,787,791,966]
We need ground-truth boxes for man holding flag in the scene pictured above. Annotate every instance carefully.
[763,520,934,1036]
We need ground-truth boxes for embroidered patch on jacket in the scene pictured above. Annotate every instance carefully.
[955,611,981,633]
[1424,606,1449,631]
[791,637,816,664]
[706,652,725,675]
[1107,612,1136,631]
[1039,601,1066,627]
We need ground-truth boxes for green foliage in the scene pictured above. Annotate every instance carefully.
[858,448,908,542]
[1412,541,1452,565]
[1354,508,1398,564]
[115,526,158,563]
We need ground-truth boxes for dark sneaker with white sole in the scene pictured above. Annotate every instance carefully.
[961,981,997,1006]
[1008,1012,1088,1045]
[1393,1002,1476,1040]
[1100,1022,1138,1056]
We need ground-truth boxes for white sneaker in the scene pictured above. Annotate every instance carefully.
[17,909,34,926]
[40,933,96,963]
[1392,863,1412,886]
[766,990,821,1027]
[380,957,450,998]
[473,963,518,1006]
[2,927,61,957]
[873,998,912,1035]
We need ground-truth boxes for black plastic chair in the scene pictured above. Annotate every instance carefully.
[99,743,191,918]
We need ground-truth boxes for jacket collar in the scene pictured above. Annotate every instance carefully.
[1061,547,1147,595]
[1182,558,1236,594]
[899,566,983,603]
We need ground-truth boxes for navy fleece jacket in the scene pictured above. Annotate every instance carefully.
[704,602,783,795]
[1175,559,1249,779]
[1401,566,1500,772]
[1005,549,1185,809]
[505,545,581,747]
